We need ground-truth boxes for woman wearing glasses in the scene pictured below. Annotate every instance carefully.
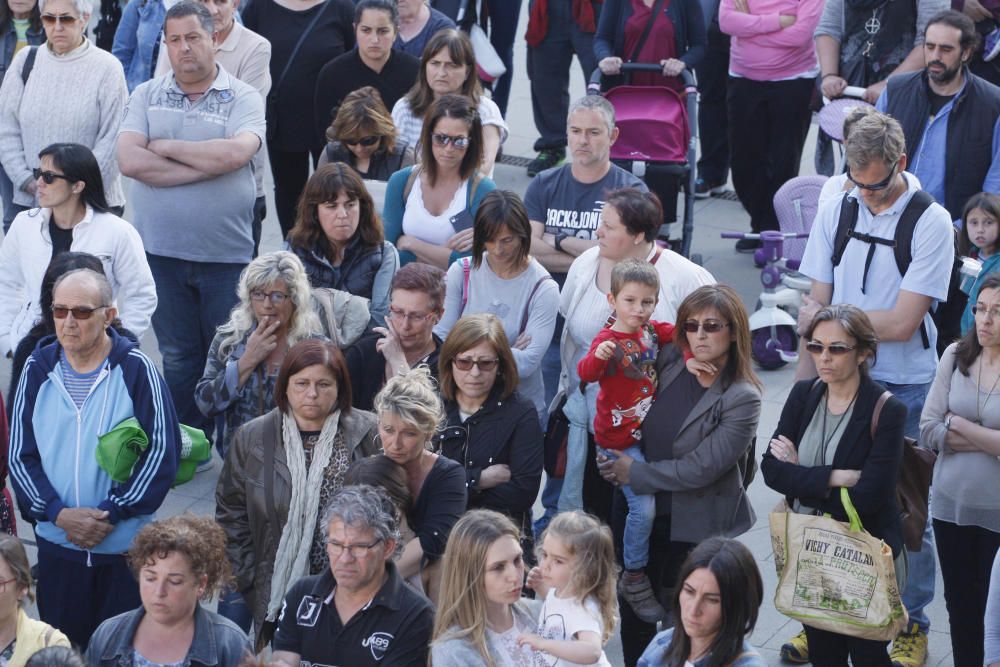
[382,93,496,269]
[215,338,379,648]
[196,251,324,460]
[762,304,906,666]
[0,0,126,230]
[0,143,155,359]
[0,535,70,666]
[286,162,399,325]
[434,315,543,547]
[597,284,761,665]
[316,86,415,180]
[919,273,1000,667]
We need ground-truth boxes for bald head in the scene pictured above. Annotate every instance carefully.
[53,269,113,307]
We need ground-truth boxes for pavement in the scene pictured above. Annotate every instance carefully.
[0,4,957,664]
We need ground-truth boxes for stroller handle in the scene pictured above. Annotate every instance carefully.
[720,231,810,240]
[588,66,697,94]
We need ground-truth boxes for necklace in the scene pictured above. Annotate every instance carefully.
[820,389,859,464]
[976,358,1000,425]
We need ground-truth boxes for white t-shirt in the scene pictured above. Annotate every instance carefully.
[401,176,469,245]
[486,612,537,667]
[533,589,612,667]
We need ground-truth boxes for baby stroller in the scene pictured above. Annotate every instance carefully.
[588,65,699,259]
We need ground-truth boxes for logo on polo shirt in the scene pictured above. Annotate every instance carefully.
[296,596,323,627]
[361,632,393,661]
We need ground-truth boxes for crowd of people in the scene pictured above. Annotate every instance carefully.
[0,0,997,666]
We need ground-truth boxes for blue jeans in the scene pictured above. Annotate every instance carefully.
[558,388,591,513]
[599,444,654,570]
[147,254,243,444]
[884,380,935,635]
[217,587,253,633]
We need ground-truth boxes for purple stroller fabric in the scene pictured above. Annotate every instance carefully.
[604,85,689,163]
[773,175,829,262]
[818,98,875,142]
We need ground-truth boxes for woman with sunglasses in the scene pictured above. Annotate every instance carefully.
[762,304,906,666]
[0,0,126,230]
[597,284,761,665]
[0,143,155,360]
[434,315,543,550]
[317,86,414,180]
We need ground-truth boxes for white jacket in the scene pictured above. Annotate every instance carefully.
[0,206,157,355]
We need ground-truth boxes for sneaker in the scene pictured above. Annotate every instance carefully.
[986,27,1000,62]
[735,238,762,253]
[618,571,666,624]
[779,629,809,663]
[527,149,564,177]
[890,622,929,667]
[694,178,726,199]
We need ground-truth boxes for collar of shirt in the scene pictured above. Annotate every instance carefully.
[165,63,234,98]
[217,22,244,54]
[312,560,408,614]
[847,171,921,220]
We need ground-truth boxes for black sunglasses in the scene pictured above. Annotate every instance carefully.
[52,305,108,320]
[682,320,729,333]
[452,357,499,371]
[33,168,73,185]
[804,341,857,356]
[40,13,78,25]
[344,135,380,147]
[846,162,898,191]
[432,133,470,149]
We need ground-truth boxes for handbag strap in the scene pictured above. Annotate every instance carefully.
[273,0,332,94]
[262,413,282,532]
[629,0,668,63]
[871,390,891,440]
[518,276,556,335]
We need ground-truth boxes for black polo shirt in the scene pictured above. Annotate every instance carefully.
[272,561,434,667]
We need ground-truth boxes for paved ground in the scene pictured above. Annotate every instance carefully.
[0,5,957,664]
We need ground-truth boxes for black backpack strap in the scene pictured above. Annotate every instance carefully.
[831,193,858,269]
[21,46,37,86]
[891,189,936,349]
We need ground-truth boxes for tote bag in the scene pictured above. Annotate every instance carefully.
[769,488,908,641]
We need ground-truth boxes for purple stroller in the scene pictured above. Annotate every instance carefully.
[588,65,699,258]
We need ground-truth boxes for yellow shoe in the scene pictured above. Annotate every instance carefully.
[890,622,929,667]
[779,629,809,664]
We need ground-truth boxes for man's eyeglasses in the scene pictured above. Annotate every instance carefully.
[452,357,499,372]
[326,538,383,559]
[973,304,1000,319]
[41,13,78,26]
[33,168,73,185]
[52,305,108,320]
[846,162,898,191]
[387,308,431,324]
[250,290,289,305]
[344,135,380,147]
[805,341,857,356]
[431,133,470,149]
[681,320,730,334]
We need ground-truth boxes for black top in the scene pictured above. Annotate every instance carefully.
[928,90,956,116]
[641,369,707,516]
[242,0,355,151]
[48,220,73,257]
[313,48,420,146]
[344,333,442,411]
[271,562,434,667]
[408,455,466,562]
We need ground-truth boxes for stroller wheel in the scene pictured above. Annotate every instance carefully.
[751,325,797,370]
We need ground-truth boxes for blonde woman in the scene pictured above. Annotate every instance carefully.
[431,510,539,666]
[0,535,69,667]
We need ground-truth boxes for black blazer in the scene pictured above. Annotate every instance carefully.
[761,375,906,556]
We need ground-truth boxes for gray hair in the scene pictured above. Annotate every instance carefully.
[844,112,906,173]
[217,251,322,357]
[38,0,91,17]
[53,268,113,307]
[322,485,402,557]
[373,365,444,437]
[164,1,214,35]
[568,95,616,136]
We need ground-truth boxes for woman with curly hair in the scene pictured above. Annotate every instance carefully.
[85,514,251,667]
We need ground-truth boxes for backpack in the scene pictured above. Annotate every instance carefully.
[831,190,963,351]
[20,46,37,85]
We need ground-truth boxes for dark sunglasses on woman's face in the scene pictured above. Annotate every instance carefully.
[41,13,78,26]
[344,135,380,147]
[682,320,729,333]
[33,168,73,185]
[452,357,499,372]
[804,341,856,355]
[431,133,470,149]
[52,305,108,320]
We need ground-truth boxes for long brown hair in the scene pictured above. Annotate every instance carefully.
[0,0,41,33]
[438,314,518,402]
[419,94,484,187]
[955,273,1000,376]
[405,28,480,118]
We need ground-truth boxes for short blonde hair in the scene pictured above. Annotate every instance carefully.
[373,366,444,437]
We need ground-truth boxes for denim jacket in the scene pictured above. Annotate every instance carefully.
[0,21,44,84]
[86,606,252,667]
[111,0,164,92]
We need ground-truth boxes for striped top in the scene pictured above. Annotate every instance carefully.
[60,352,105,408]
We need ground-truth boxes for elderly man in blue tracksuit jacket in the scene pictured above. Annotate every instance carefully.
[7,268,180,649]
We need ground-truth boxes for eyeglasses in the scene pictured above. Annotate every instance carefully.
[40,13,79,25]
[431,133,470,149]
[681,320,730,334]
[387,308,431,324]
[326,538,383,559]
[344,135,380,147]
[805,341,857,355]
[52,305,108,319]
[846,162,898,191]
[33,168,73,185]
[0,577,18,591]
[973,304,1000,319]
[452,357,499,372]
[250,290,289,305]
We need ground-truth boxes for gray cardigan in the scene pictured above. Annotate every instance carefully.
[628,348,761,543]
[430,599,541,667]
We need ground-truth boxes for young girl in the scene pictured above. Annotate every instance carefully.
[960,192,1000,335]
[518,512,617,666]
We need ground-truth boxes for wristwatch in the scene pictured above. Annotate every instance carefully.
[554,231,568,252]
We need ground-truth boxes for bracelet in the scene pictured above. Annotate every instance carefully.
[821,73,839,80]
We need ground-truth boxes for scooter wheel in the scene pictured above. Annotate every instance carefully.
[752,325,797,370]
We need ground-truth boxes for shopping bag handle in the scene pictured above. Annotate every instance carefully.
[840,487,864,532]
